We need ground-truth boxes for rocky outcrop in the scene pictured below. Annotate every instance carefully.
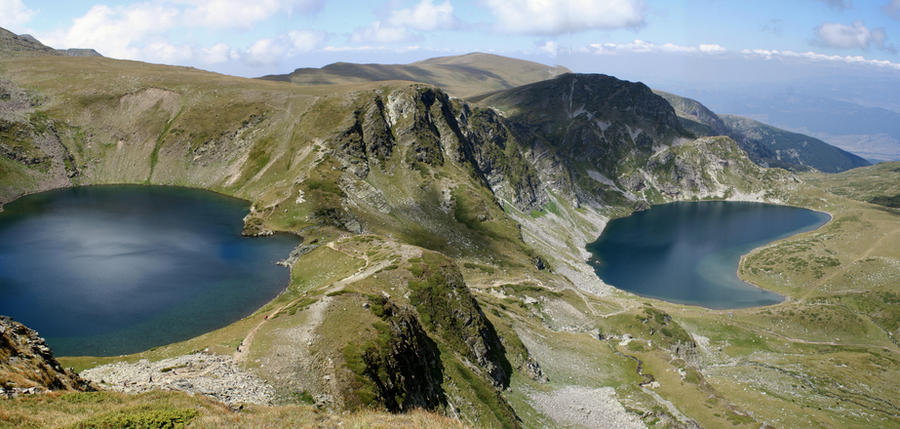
[407,252,511,388]
[345,298,446,412]
[0,316,94,396]
[472,73,692,208]
[0,28,57,57]
[330,85,550,212]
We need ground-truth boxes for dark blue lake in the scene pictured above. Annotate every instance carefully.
[0,186,297,356]
[586,201,830,309]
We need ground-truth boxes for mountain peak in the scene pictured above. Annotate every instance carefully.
[474,72,684,136]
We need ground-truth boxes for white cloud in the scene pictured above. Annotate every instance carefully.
[699,44,726,54]
[246,38,289,65]
[201,43,240,63]
[350,21,411,44]
[41,3,179,60]
[322,44,422,53]
[288,30,326,52]
[0,0,35,32]
[538,40,558,55]
[182,0,323,29]
[815,21,893,52]
[741,48,900,71]
[35,1,328,67]
[143,41,193,63]
[388,0,457,31]
[350,0,457,44]
[485,0,645,35]
[589,40,727,55]
[244,30,326,64]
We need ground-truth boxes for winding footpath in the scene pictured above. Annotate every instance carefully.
[233,239,399,362]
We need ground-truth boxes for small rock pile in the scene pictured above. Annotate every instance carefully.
[529,386,646,429]
[81,353,275,406]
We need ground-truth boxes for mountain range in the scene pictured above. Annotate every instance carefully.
[1,27,897,429]
[260,52,571,98]
[654,90,870,172]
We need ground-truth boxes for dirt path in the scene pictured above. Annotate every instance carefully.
[233,293,310,362]
[233,239,412,362]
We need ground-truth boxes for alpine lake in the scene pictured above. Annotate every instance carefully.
[587,201,830,309]
[0,189,830,357]
[0,185,298,356]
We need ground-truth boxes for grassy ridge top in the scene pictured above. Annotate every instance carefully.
[260,52,570,98]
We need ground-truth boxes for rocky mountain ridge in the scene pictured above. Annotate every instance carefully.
[654,90,870,172]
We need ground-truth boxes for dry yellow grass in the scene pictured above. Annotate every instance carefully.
[0,390,469,429]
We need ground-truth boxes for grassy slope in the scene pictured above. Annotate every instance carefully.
[0,55,898,428]
[261,52,571,98]
[802,161,900,208]
[0,390,467,429]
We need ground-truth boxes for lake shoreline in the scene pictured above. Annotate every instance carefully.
[586,200,832,310]
[0,185,301,357]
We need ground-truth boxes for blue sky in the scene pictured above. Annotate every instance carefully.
[2,0,899,88]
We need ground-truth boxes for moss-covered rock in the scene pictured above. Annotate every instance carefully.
[343,298,445,412]
[407,252,512,388]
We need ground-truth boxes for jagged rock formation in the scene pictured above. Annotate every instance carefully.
[472,73,765,208]
[0,316,94,396]
[405,252,511,388]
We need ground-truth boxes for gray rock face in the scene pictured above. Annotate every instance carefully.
[330,86,550,212]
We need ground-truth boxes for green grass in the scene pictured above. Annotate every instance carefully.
[0,390,463,429]
[146,108,182,183]
[69,406,198,429]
